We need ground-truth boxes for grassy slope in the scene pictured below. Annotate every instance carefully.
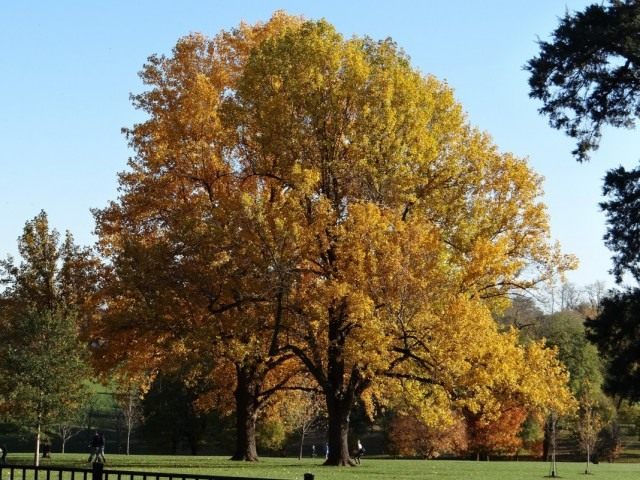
[6,454,640,480]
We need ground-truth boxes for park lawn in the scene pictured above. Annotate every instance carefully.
[7,454,640,480]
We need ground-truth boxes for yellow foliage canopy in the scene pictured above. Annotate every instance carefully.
[92,12,576,463]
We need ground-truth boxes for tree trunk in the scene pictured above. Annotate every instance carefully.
[542,417,551,461]
[231,366,260,461]
[320,302,363,466]
[34,424,41,467]
[298,430,305,460]
[324,395,353,466]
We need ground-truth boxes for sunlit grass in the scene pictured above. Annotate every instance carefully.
[4,453,640,480]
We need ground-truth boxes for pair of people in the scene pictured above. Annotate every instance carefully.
[324,440,366,463]
[88,432,106,463]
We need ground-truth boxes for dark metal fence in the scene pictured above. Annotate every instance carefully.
[0,464,312,480]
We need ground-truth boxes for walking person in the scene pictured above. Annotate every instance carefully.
[88,431,106,463]
[354,439,365,464]
[0,444,7,464]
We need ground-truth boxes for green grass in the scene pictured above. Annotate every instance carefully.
[5,454,640,480]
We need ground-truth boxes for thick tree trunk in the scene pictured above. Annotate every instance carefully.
[321,302,363,466]
[324,407,352,466]
[231,366,260,461]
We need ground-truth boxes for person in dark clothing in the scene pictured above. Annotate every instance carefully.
[87,432,106,463]
[0,444,7,464]
[41,441,51,458]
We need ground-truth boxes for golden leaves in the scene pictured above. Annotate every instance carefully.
[94,12,576,429]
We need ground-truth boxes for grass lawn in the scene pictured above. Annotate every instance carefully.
[5,454,640,480]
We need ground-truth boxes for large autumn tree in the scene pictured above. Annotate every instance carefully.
[93,13,308,461]
[93,12,576,465]
[234,17,575,465]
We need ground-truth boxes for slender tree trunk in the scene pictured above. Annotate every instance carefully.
[543,417,551,461]
[550,413,557,477]
[231,366,260,461]
[34,423,41,467]
[298,430,305,460]
[126,428,131,455]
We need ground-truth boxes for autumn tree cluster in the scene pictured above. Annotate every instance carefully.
[87,13,576,465]
[1,12,580,466]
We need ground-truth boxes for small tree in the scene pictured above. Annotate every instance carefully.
[280,391,325,460]
[576,391,602,474]
[0,212,96,465]
[114,384,143,455]
[56,415,85,454]
[0,309,89,465]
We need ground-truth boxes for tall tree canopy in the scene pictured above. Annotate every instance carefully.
[93,12,576,465]
[527,0,640,162]
[0,212,96,465]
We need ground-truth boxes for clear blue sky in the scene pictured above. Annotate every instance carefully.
[1,1,637,289]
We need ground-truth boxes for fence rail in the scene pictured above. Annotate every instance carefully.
[0,464,310,480]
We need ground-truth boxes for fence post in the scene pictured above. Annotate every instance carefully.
[303,474,314,480]
[92,462,104,480]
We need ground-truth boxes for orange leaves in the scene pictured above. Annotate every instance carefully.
[466,405,529,456]
[93,13,576,451]
[387,413,468,458]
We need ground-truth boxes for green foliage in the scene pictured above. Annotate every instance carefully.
[601,167,640,283]
[141,374,230,455]
[256,419,287,453]
[0,210,100,317]
[0,212,95,437]
[586,289,640,403]
[518,414,544,456]
[0,308,89,429]
[531,311,604,396]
